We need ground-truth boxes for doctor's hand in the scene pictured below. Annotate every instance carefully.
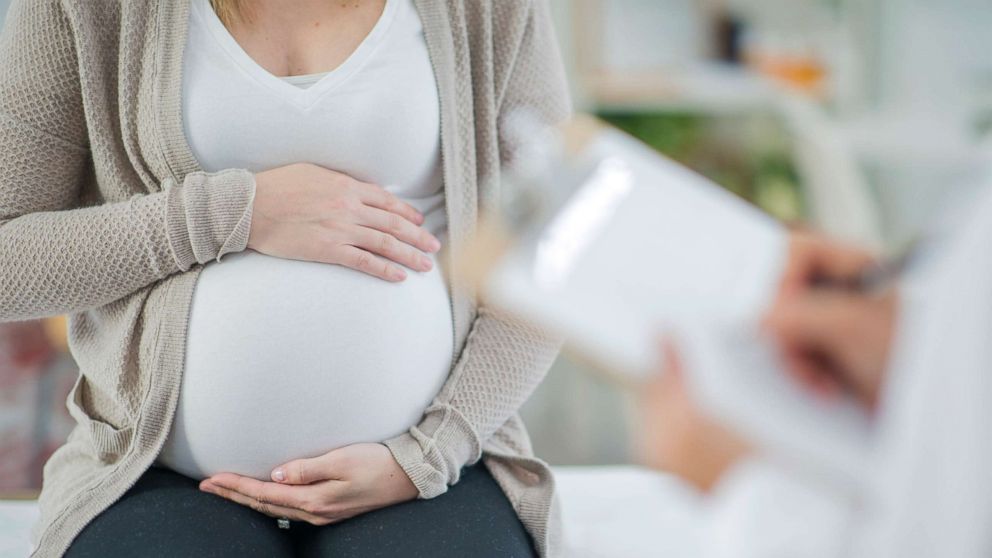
[639,340,752,493]
[199,443,419,526]
[765,288,898,410]
[249,163,442,282]
[778,231,877,298]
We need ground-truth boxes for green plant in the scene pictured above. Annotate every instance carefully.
[596,110,805,222]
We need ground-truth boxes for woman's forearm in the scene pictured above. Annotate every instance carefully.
[0,168,255,322]
[0,0,253,322]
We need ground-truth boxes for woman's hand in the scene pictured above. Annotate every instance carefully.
[639,341,752,493]
[199,443,418,526]
[249,163,442,282]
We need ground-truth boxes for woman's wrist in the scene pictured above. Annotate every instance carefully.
[382,404,484,499]
[382,432,445,499]
[246,170,275,252]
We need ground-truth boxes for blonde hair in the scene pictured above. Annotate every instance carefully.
[210,0,247,25]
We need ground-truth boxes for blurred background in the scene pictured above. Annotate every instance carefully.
[526,0,992,466]
[1,0,990,492]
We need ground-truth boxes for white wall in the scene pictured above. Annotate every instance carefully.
[865,0,992,248]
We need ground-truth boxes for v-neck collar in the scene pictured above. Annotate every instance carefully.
[192,0,398,110]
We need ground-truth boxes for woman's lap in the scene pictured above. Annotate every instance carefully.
[293,464,535,558]
[65,463,535,558]
[65,465,293,558]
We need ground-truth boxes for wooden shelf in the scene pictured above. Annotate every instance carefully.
[579,65,779,115]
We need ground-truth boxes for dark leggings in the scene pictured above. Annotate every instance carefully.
[66,464,535,558]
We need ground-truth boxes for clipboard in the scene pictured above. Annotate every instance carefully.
[459,115,872,483]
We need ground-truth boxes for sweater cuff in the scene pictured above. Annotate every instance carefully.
[165,169,256,271]
[383,404,483,499]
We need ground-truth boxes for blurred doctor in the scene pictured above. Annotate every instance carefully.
[641,181,992,558]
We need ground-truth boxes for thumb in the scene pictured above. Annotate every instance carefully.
[272,451,344,485]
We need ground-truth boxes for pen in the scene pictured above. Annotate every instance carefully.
[812,242,917,294]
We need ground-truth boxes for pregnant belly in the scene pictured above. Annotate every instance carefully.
[157,250,454,481]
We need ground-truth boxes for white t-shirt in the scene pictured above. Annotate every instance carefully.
[157,0,454,481]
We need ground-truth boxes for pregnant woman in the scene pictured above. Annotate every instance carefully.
[0,0,569,556]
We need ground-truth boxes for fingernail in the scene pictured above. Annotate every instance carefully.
[392,268,407,281]
[429,238,441,252]
[421,257,433,271]
[200,482,215,493]
[272,468,286,482]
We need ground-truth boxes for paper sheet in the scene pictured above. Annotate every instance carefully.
[488,129,788,375]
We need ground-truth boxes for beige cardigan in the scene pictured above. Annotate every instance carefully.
[0,0,571,555]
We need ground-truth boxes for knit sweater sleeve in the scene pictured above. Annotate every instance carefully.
[0,0,255,322]
[384,0,572,498]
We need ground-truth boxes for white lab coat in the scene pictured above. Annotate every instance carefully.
[698,180,992,558]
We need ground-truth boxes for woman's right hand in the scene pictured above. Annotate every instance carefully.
[248,163,442,282]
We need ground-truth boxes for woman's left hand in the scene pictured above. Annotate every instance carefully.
[199,443,419,526]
